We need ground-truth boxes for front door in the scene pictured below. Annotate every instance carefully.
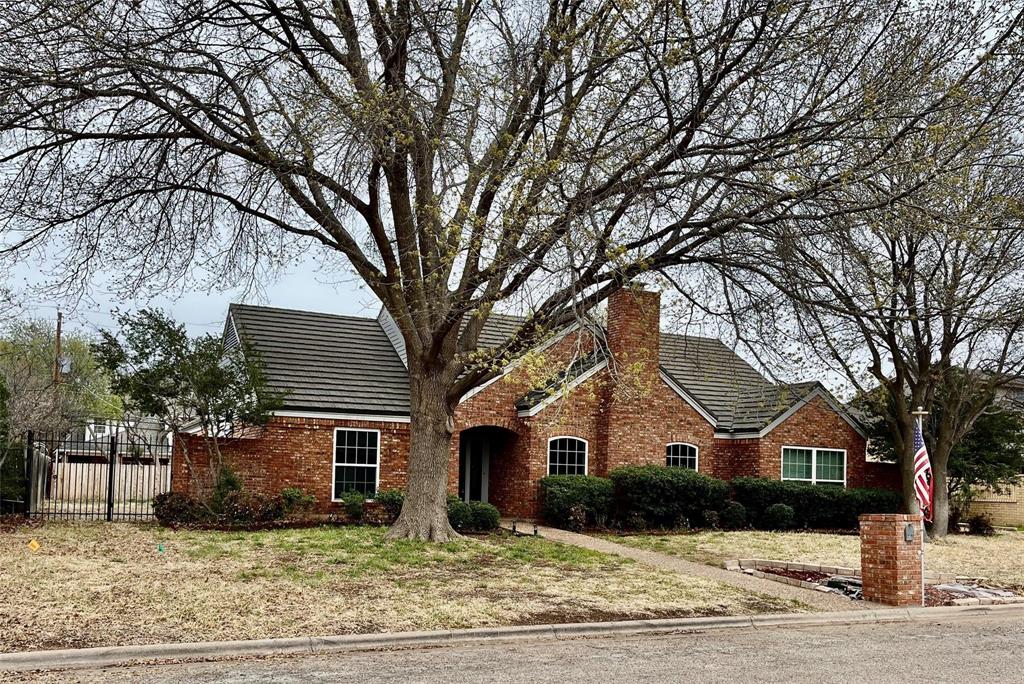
[458,435,490,503]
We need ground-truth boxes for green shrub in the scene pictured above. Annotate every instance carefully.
[374,489,405,522]
[221,490,285,525]
[468,501,501,531]
[765,503,795,530]
[153,491,207,526]
[280,487,316,516]
[447,496,474,531]
[609,465,729,529]
[966,512,995,536]
[442,497,501,532]
[339,490,366,521]
[719,501,747,530]
[209,466,243,513]
[566,503,588,532]
[731,478,901,530]
[538,475,614,529]
[700,509,720,530]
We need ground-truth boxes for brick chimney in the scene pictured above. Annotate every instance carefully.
[597,288,663,476]
[606,287,661,377]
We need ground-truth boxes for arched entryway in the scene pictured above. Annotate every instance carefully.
[457,425,517,504]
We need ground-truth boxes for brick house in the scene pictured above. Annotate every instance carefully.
[173,289,896,518]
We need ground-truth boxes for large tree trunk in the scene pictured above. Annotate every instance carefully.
[386,360,459,542]
[929,442,951,538]
[930,469,950,538]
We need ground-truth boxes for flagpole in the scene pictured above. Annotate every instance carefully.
[912,405,929,608]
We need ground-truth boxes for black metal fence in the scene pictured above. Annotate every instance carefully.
[3,423,173,521]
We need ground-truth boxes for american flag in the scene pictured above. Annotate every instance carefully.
[913,417,934,523]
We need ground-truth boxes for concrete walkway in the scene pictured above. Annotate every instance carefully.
[507,523,865,611]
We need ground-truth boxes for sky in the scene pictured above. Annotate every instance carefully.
[5,248,378,338]
[2,241,854,396]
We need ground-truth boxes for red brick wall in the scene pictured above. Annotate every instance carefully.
[172,416,410,514]
[753,396,869,487]
[170,295,887,520]
[452,327,593,517]
[865,461,902,491]
[860,513,924,606]
[711,438,760,480]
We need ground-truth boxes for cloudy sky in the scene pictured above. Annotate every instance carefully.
[6,247,377,338]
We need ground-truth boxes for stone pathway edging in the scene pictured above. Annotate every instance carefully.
[510,524,862,611]
[726,559,956,584]
[727,559,1024,607]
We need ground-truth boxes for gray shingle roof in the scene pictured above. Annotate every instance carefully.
[229,304,412,415]
[228,305,846,432]
[515,350,608,411]
[229,305,533,416]
[658,334,773,425]
[726,381,820,432]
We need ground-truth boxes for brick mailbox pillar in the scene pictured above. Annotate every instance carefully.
[859,513,924,606]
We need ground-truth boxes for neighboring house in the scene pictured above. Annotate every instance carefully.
[968,376,1024,527]
[172,289,897,518]
[57,417,172,465]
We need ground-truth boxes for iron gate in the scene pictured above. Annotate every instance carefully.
[18,423,173,521]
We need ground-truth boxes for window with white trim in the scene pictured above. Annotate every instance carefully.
[781,447,846,485]
[333,429,380,498]
[666,443,698,470]
[548,437,588,476]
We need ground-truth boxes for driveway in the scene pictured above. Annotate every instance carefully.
[13,611,1023,683]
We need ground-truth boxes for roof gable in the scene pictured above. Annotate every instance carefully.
[226,304,861,434]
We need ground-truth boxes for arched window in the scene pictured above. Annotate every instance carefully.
[666,443,698,470]
[548,437,588,476]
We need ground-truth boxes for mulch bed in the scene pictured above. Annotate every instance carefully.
[925,586,961,607]
[765,566,970,606]
[762,568,832,583]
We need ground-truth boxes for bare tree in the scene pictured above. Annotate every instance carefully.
[702,66,1024,536]
[1,1,1020,540]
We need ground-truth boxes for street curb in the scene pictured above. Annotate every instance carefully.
[2,603,1022,672]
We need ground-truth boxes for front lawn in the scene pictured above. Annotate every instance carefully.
[0,522,803,653]
[604,530,1024,587]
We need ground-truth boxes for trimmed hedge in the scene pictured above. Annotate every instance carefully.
[373,489,405,523]
[447,496,501,532]
[221,490,285,524]
[765,503,795,530]
[538,475,614,529]
[539,469,900,532]
[153,492,208,527]
[730,477,901,530]
[719,500,747,530]
[609,465,730,529]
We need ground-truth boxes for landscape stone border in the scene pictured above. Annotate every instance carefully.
[724,559,1023,606]
[724,559,955,582]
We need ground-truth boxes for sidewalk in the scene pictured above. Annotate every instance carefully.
[507,523,864,611]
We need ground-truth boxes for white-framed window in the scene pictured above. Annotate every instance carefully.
[332,428,380,499]
[548,436,588,476]
[781,446,846,486]
[666,443,698,470]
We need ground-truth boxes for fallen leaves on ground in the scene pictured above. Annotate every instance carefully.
[0,522,802,653]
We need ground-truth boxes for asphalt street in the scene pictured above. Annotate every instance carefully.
[9,613,1024,683]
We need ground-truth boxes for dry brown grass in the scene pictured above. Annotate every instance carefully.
[0,522,803,653]
[606,530,1024,587]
